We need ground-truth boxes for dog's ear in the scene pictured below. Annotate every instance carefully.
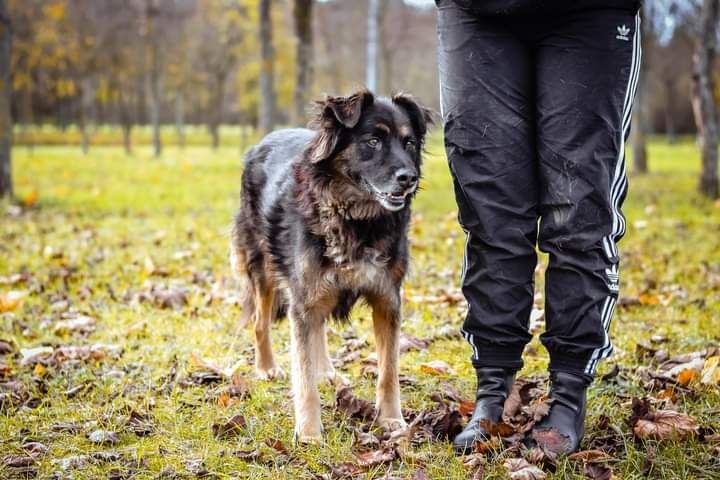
[392,93,435,143]
[307,90,374,163]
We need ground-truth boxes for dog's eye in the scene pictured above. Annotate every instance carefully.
[367,138,380,149]
[404,139,416,149]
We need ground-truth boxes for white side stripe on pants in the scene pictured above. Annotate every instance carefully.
[587,12,642,375]
[459,229,479,360]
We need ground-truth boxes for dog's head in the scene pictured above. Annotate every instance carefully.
[307,89,434,212]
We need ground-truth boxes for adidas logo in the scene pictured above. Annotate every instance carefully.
[606,265,619,292]
[616,24,630,41]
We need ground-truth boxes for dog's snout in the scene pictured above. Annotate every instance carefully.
[395,168,418,189]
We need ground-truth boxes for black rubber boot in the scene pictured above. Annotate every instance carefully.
[452,367,516,455]
[529,371,591,455]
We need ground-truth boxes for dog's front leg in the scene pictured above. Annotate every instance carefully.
[370,293,406,430]
[289,303,324,443]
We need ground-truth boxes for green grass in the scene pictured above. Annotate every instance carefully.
[1,133,719,479]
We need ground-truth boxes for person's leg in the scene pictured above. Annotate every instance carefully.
[438,1,537,372]
[435,0,537,453]
[534,6,641,453]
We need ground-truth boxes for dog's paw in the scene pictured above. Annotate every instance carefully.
[255,366,286,381]
[294,432,323,445]
[378,416,407,431]
[319,368,350,386]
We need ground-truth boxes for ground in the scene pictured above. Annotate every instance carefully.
[1,130,719,479]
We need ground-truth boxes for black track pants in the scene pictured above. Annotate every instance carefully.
[436,2,641,376]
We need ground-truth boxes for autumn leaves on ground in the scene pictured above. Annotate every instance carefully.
[1,132,719,479]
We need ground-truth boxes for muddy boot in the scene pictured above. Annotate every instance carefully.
[529,371,591,455]
[452,367,516,455]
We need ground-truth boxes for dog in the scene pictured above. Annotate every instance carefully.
[230,89,432,442]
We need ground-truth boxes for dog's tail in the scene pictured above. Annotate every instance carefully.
[229,230,255,328]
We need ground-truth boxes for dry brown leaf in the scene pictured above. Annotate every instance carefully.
[335,386,376,421]
[354,445,397,468]
[0,291,27,313]
[54,314,96,334]
[212,414,247,438]
[503,458,547,480]
[583,462,613,480]
[398,333,431,354]
[567,450,611,462]
[264,438,288,455]
[676,368,698,386]
[419,360,454,375]
[233,449,263,462]
[633,409,699,440]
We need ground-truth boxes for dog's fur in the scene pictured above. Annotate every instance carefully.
[230,89,432,441]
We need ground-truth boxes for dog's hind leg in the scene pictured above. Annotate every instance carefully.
[253,286,285,380]
[289,305,325,442]
[370,293,406,431]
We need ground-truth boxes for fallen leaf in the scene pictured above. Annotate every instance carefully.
[212,413,247,438]
[233,449,263,462]
[335,386,376,421]
[0,339,15,355]
[354,445,397,468]
[22,190,38,207]
[633,409,699,440]
[419,360,454,375]
[399,333,431,354]
[0,290,27,313]
[54,314,96,334]
[3,454,36,468]
[87,429,120,445]
[411,469,429,480]
[568,450,611,462]
[264,437,288,454]
[676,368,698,386]
[503,458,547,480]
[479,419,516,438]
[321,461,364,478]
[20,346,54,366]
[126,410,154,436]
[583,462,613,480]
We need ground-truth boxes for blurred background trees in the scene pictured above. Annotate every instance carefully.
[1,0,719,198]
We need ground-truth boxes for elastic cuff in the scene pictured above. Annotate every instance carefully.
[548,352,595,379]
[471,344,525,372]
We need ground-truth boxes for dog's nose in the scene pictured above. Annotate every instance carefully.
[395,169,418,189]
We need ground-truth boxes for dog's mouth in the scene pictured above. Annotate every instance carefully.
[367,183,414,212]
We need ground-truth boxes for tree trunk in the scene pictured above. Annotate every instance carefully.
[293,0,313,126]
[209,72,226,150]
[664,78,677,144]
[693,0,719,198]
[632,14,648,174]
[366,0,379,92]
[0,0,12,199]
[119,90,133,155]
[145,0,162,157]
[79,78,94,156]
[259,0,276,135]
[175,92,185,149]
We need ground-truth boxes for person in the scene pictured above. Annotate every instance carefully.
[435,0,642,455]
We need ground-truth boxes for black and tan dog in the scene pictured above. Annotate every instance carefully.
[231,89,432,442]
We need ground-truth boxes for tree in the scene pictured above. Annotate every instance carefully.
[143,0,163,157]
[366,0,379,91]
[692,0,719,198]
[0,0,12,199]
[258,0,276,135]
[632,8,651,174]
[293,0,313,125]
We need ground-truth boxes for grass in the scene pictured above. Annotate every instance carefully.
[1,132,719,479]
